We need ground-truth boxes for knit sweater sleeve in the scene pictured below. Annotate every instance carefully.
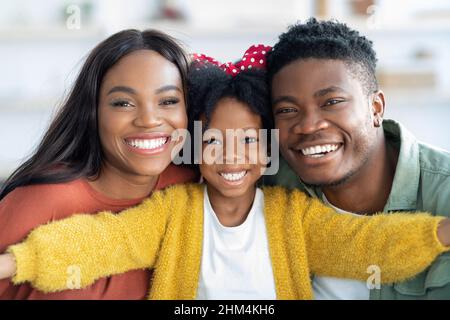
[289,189,449,283]
[6,185,182,293]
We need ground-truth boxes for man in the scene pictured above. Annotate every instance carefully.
[264,18,450,299]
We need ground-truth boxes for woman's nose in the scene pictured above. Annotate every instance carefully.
[133,104,162,128]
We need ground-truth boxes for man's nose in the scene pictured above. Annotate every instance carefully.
[292,109,328,135]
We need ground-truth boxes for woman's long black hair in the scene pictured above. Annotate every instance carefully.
[0,29,189,200]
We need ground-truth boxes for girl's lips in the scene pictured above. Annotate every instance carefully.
[219,170,248,186]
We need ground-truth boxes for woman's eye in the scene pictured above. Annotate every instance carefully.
[111,100,133,108]
[160,98,180,106]
[203,138,221,145]
[275,107,297,115]
[243,136,258,144]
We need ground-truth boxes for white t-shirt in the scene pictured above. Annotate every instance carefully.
[312,194,370,300]
[196,187,277,300]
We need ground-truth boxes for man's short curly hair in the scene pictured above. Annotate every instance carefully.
[267,18,378,94]
[187,62,273,133]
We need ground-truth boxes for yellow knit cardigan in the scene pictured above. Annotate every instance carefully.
[8,184,448,299]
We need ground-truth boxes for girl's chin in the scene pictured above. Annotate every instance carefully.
[208,181,257,199]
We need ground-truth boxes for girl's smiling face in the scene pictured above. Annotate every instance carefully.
[199,97,268,198]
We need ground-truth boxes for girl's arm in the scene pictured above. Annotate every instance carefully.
[290,189,450,283]
[0,254,15,281]
[0,186,181,293]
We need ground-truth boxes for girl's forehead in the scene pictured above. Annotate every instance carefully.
[207,98,263,129]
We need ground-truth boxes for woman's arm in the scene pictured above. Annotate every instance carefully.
[290,189,450,283]
[0,186,179,293]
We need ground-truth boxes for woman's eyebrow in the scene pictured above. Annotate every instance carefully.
[107,86,137,96]
[155,85,182,94]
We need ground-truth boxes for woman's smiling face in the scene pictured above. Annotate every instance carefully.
[97,49,187,177]
[199,97,268,198]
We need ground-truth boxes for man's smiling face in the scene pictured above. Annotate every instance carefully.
[271,58,380,187]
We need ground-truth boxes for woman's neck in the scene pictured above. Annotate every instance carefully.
[206,184,257,227]
[88,162,159,200]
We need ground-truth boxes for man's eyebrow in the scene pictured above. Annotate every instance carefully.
[155,85,182,94]
[313,86,346,98]
[107,86,137,95]
[272,95,298,106]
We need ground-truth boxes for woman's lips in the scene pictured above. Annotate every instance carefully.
[124,135,171,155]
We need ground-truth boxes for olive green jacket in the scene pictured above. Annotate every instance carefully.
[264,119,450,299]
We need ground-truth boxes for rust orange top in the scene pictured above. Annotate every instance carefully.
[0,164,198,300]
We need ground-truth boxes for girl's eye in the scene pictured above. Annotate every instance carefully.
[243,136,258,144]
[323,99,344,107]
[275,107,297,115]
[111,100,133,108]
[203,138,222,145]
[160,98,180,106]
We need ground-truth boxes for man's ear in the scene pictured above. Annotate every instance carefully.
[371,90,386,127]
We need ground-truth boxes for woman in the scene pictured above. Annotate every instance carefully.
[0,29,198,299]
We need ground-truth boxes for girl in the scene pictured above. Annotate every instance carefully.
[0,47,449,299]
[0,29,198,299]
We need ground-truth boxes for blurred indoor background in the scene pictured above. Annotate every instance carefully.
[1,0,450,182]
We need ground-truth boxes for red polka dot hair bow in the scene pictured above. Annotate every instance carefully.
[192,44,272,76]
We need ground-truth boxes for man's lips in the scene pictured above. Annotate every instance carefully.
[291,142,344,159]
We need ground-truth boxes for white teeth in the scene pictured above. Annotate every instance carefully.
[301,144,339,156]
[220,171,247,182]
[126,138,168,150]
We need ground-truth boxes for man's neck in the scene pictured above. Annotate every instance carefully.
[323,136,399,215]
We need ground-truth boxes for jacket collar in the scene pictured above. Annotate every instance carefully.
[382,119,420,211]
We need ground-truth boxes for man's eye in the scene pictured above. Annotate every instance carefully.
[275,107,297,115]
[203,138,221,145]
[111,100,133,108]
[323,99,343,107]
[243,136,258,144]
